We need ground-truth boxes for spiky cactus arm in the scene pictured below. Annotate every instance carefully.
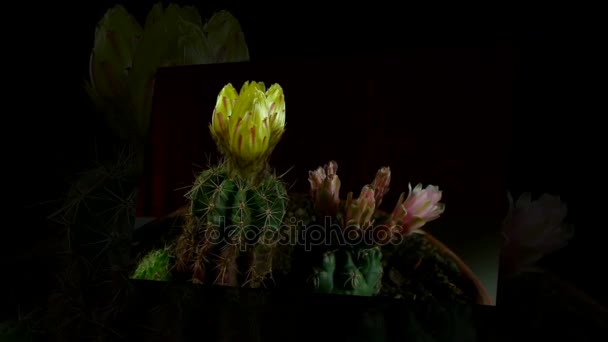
[312,247,383,296]
[50,152,139,269]
[175,163,288,287]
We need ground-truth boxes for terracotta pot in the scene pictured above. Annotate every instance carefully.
[373,208,493,306]
[413,229,494,305]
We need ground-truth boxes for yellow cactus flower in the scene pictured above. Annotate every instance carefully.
[210,81,286,175]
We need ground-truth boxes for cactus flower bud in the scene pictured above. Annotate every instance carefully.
[308,161,341,215]
[89,5,142,102]
[229,82,270,160]
[309,166,327,199]
[344,185,376,229]
[86,5,143,139]
[209,81,286,175]
[127,3,216,139]
[389,192,408,226]
[370,167,391,209]
[392,183,445,235]
[203,10,250,63]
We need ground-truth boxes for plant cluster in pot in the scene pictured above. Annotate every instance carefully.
[131,80,493,309]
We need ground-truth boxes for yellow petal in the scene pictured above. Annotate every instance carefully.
[211,83,238,137]
[230,84,255,133]
[230,88,269,160]
[266,83,286,133]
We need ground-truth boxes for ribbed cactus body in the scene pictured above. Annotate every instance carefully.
[176,164,287,287]
[313,247,383,296]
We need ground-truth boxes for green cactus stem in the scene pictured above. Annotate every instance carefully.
[175,162,288,287]
[312,247,383,296]
[132,248,173,281]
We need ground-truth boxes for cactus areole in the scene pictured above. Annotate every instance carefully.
[175,81,288,287]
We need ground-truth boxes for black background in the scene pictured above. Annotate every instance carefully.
[11,1,604,304]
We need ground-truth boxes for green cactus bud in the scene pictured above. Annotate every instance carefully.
[203,10,250,63]
[176,163,288,287]
[312,247,383,296]
[132,248,173,281]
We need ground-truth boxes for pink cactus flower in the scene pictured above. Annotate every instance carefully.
[391,183,445,235]
[501,192,574,276]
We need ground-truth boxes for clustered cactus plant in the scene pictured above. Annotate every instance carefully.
[305,161,445,296]
[132,79,462,304]
[49,148,139,274]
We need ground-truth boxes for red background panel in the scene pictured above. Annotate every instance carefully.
[137,49,517,229]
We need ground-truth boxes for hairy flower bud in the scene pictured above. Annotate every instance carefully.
[370,167,391,209]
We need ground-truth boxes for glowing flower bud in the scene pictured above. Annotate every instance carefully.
[370,167,391,209]
[209,81,286,167]
[229,83,270,161]
[326,160,338,177]
[308,161,341,215]
[344,185,376,228]
[309,166,327,200]
[392,183,445,235]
